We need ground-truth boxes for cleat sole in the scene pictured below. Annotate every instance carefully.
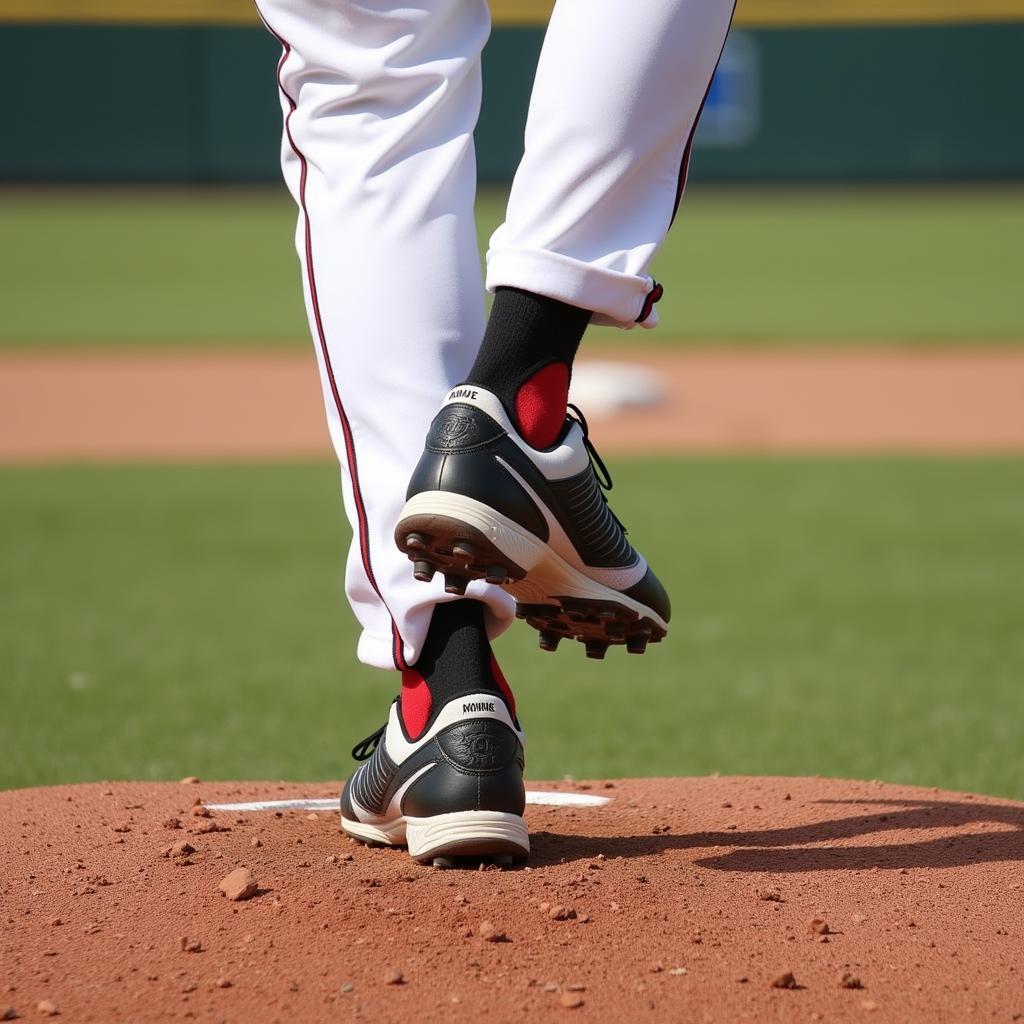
[521,597,665,654]
[342,809,528,863]
[396,492,668,657]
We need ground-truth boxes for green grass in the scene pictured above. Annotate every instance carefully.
[3,458,1023,798]
[2,185,1022,346]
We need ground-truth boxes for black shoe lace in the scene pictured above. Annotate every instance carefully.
[567,403,627,533]
[350,698,397,761]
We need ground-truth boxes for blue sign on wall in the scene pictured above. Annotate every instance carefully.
[696,31,760,148]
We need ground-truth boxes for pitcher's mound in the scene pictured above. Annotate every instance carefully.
[3,776,1022,1022]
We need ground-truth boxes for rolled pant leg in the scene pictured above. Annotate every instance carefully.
[257,0,514,670]
[487,0,736,329]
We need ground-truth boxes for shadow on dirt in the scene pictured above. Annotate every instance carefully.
[528,797,1024,873]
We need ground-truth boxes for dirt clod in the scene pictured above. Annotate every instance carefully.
[841,973,864,989]
[195,820,230,834]
[478,921,506,943]
[1,1008,17,1021]
[809,918,831,935]
[214,978,232,989]
[219,867,258,901]
[771,972,798,990]
[383,970,404,986]
[559,992,584,1009]
[179,777,200,785]
[162,817,181,829]
[179,938,202,953]
[190,804,211,818]
[35,1003,58,1018]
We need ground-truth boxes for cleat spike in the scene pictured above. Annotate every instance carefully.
[413,559,435,583]
[626,636,649,655]
[452,540,476,560]
[443,573,469,596]
[517,603,557,619]
[584,640,609,660]
[405,532,428,552]
[493,854,516,868]
[431,855,457,869]
[484,564,508,585]
[538,630,562,652]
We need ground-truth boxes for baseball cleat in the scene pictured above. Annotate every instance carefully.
[395,386,669,656]
[340,692,529,865]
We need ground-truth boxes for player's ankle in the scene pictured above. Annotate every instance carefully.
[399,601,516,739]
[464,287,591,448]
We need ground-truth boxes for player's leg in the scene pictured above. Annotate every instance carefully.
[489,0,736,331]
[396,0,734,657]
[256,0,525,863]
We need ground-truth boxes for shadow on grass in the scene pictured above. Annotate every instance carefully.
[528,797,1024,873]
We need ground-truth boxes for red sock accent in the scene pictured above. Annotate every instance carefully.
[399,668,432,740]
[514,362,570,449]
[489,654,516,719]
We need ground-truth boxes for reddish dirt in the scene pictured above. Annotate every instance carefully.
[2,348,1024,462]
[3,776,1023,1022]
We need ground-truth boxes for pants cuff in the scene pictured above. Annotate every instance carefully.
[486,247,661,329]
[356,585,516,672]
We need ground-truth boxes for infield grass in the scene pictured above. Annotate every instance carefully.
[3,458,1023,798]
[2,185,1022,346]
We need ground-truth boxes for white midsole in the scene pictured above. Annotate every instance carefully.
[341,810,529,859]
[398,490,668,631]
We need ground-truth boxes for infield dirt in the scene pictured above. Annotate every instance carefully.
[4,347,1024,462]
[3,776,1023,1022]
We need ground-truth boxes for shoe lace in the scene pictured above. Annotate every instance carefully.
[567,403,626,533]
[350,698,397,761]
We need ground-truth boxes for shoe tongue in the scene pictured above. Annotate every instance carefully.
[554,414,579,448]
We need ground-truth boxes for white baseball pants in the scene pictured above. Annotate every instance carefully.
[255,0,735,670]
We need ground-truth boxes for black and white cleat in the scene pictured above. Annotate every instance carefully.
[397,386,670,657]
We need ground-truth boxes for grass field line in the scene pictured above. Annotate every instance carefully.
[4,187,1022,345]
[4,459,1022,793]
[3,346,1024,460]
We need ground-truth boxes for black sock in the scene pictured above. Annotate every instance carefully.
[464,287,591,448]
[400,602,516,737]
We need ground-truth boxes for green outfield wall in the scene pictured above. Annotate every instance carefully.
[2,21,1022,182]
